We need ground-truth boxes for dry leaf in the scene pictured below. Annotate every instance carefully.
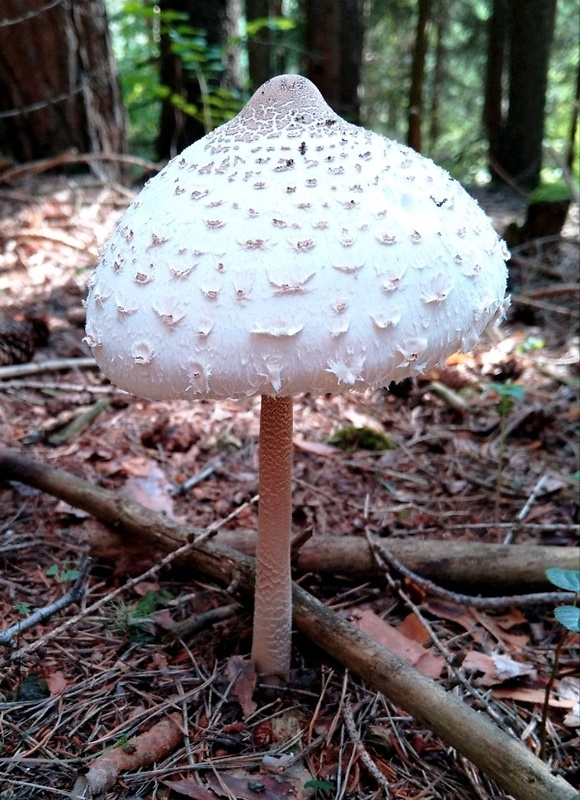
[351,608,443,679]
[225,655,257,717]
[293,437,339,456]
[163,778,217,799]
[206,771,306,800]
[46,670,68,695]
[492,686,578,709]
[462,650,536,686]
[122,459,183,520]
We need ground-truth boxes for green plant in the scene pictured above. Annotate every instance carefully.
[108,1,245,155]
[304,778,336,798]
[546,568,580,632]
[330,424,396,452]
[104,589,173,640]
[538,567,579,760]
[45,562,81,583]
[487,380,526,513]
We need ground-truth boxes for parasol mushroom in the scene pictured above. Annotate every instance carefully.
[85,74,509,682]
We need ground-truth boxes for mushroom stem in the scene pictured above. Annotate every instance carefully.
[251,394,294,681]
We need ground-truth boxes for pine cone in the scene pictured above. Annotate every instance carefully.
[0,313,49,366]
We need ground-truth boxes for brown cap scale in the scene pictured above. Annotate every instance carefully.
[86,74,509,680]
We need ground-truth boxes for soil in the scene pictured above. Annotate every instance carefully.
[0,171,578,799]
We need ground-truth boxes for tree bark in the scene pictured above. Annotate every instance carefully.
[0,0,125,179]
[304,0,364,122]
[489,0,557,189]
[407,0,432,152]
[246,0,286,91]
[156,0,242,159]
[483,0,509,175]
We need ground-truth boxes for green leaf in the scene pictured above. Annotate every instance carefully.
[546,568,580,593]
[45,564,59,577]
[304,778,336,791]
[61,569,80,582]
[488,381,526,401]
[554,605,580,632]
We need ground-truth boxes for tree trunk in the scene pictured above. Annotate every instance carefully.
[567,59,579,172]
[0,0,126,179]
[407,0,432,153]
[247,0,271,90]
[246,0,286,92]
[156,0,242,159]
[304,0,364,122]
[490,0,557,189]
[483,0,509,174]
[427,0,444,150]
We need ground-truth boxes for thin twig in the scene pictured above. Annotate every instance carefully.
[0,357,98,380]
[368,535,574,609]
[364,529,515,736]
[0,557,91,645]
[342,692,391,797]
[170,460,222,496]
[6,498,257,659]
[505,473,550,544]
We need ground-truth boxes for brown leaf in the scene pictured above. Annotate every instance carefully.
[46,670,68,695]
[293,437,339,456]
[351,608,444,679]
[163,778,217,799]
[206,772,303,800]
[122,459,183,520]
[225,655,257,717]
[462,650,536,687]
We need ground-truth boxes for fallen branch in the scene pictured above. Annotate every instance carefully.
[0,357,97,381]
[0,149,160,183]
[71,712,183,798]
[0,449,577,800]
[0,449,577,592]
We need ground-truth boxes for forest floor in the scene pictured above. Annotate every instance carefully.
[0,170,578,800]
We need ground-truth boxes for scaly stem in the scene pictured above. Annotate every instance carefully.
[251,394,294,681]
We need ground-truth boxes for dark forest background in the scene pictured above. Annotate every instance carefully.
[0,0,577,192]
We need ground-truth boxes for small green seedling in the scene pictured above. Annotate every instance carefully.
[546,568,580,632]
[487,380,526,512]
[105,589,173,640]
[304,778,336,798]
[46,562,81,583]
[539,567,579,759]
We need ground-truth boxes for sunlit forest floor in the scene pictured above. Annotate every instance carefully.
[0,173,578,799]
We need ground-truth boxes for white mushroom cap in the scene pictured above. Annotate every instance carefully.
[85,74,509,401]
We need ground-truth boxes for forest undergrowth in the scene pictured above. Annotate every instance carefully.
[0,173,578,799]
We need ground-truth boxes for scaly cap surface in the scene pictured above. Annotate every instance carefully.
[85,75,509,400]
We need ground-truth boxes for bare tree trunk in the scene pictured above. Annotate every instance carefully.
[156,0,242,159]
[0,0,125,180]
[427,0,444,150]
[483,0,509,177]
[246,0,286,91]
[247,0,271,90]
[407,0,432,153]
[486,0,557,189]
[567,59,579,172]
[304,0,364,122]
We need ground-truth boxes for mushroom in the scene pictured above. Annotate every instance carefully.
[85,75,509,682]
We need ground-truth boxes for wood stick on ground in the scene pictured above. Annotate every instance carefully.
[0,357,97,381]
[70,712,183,798]
[0,448,576,800]
[0,449,577,593]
